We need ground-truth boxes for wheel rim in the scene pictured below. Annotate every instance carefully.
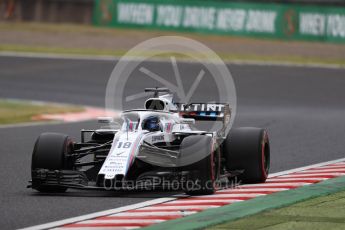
[263,143,270,175]
[262,133,270,177]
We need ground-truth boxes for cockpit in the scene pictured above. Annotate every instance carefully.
[121,111,168,132]
[142,115,162,132]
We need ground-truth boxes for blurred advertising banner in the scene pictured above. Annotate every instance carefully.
[93,0,345,43]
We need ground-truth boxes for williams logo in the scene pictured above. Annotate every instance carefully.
[116,151,125,156]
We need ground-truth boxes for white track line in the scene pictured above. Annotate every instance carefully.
[80,220,163,224]
[329,162,345,165]
[166,199,242,204]
[266,178,328,182]
[1,51,343,69]
[110,212,195,216]
[136,203,221,211]
[268,158,345,177]
[20,157,345,230]
[280,173,345,177]
[53,228,137,230]
[301,169,345,173]
[239,182,312,187]
[217,188,288,193]
[192,193,265,198]
[19,198,176,230]
[317,165,345,169]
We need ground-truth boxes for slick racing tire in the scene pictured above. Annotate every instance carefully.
[224,127,270,184]
[31,132,74,193]
[180,135,219,195]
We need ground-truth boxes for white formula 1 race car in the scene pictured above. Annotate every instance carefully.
[29,88,270,195]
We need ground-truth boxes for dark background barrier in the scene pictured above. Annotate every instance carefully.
[1,0,344,24]
[0,0,94,24]
[1,0,345,43]
[219,0,345,6]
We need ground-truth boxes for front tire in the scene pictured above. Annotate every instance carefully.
[31,132,74,192]
[224,127,270,184]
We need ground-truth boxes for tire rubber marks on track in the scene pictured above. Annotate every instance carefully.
[34,107,118,122]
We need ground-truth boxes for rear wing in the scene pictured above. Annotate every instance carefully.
[175,103,230,120]
[174,103,231,134]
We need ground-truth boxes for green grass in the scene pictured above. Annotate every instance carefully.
[0,44,126,57]
[0,99,84,125]
[1,43,344,67]
[207,190,345,230]
[1,22,345,67]
[0,21,164,35]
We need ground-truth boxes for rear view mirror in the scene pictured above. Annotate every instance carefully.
[97,117,114,124]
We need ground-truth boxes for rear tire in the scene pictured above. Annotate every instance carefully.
[180,135,218,195]
[31,132,74,192]
[223,127,270,184]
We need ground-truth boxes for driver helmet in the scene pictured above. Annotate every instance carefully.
[143,116,161,132]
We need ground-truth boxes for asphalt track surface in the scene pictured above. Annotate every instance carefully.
[1,56,345,229]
